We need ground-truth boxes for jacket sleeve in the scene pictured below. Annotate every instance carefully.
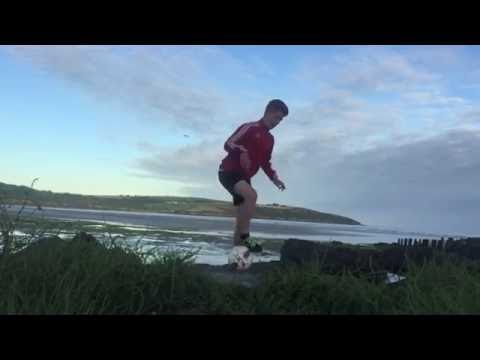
[261,141,277,181]
[224,123,251,154]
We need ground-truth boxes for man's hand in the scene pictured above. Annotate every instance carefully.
[240,151,251,172]
[273,177,286,191]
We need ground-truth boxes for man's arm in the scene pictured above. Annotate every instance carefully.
[224,123,253,154]
[262,143,285,190]
[261,145,278,182]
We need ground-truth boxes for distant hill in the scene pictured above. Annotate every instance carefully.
[0,181,362,225]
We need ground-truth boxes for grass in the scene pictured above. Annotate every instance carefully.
[1,235,480,314]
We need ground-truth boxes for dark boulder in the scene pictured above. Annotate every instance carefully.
[193,261,281,288]
[10,235,66,261]
[446,237,480,260]
[72,232,98,244]
[280,239,440,274]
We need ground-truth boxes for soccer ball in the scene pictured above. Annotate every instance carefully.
[228,246,253,271]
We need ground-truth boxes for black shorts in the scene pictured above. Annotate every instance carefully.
[218,171,251,206]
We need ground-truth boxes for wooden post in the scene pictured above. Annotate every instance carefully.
[439,239,444,250]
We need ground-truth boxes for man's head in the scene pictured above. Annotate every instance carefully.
[262,99,288,130]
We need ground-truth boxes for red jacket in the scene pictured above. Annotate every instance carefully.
[219,120,277,181]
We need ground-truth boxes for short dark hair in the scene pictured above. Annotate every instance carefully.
[265,99,288,116]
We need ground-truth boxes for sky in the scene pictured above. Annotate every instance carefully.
[0,45,479,235]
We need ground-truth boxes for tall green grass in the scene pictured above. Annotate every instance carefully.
[1,238,480,314]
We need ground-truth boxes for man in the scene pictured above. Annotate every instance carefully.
[218,99,288,254]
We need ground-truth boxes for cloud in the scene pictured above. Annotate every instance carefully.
[2,45,250,134]
[246,55,276,77]
[293,46,442,94]
[117,55,480,235]
[133,140,223,185]
[335,47,441,92]
[400,91,467,107]
[132,120,480,235]
[130,92,369,189]
[136,141,161,153]
[274,89,410,157]
[5,44,478,234]
[462,109,480,124]
[129,71,479,226]
[471,68,480,81]
[403,45,466,67]
[269,127,480,234]
[290,46,474,150]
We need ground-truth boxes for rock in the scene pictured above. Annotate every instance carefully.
[11,232,142,267]
[280,239,328,265]
[281,239,376,271]
[11,235,66,260]
[445,237,480,260]
[377,246,435,272]
[69,232,140,263]
[280,238,439,273]
[37,235,64,246]
[29,235,65,250]
[71,232,98,244]
[193,261,281,288]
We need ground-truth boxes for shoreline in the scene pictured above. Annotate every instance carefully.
[6,204,364,226]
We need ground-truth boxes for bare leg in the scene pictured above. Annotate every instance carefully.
[232,181,257,245]
[233,208,241,245]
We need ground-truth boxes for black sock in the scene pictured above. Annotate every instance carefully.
[240,233,250,241]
